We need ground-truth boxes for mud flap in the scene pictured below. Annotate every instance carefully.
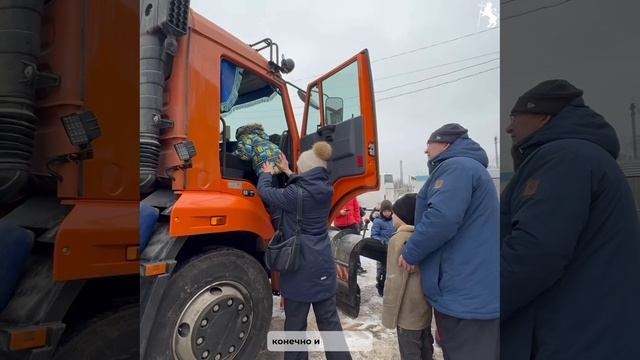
[330,229,389,319]
[329,230,362,318]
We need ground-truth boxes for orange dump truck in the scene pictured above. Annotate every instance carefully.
[139,1,380,358]
[0,1,139,359]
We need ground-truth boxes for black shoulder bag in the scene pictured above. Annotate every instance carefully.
[264,187,303,273]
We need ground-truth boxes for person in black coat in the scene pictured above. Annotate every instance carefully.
[501,79,640,360]
[258,142,351,360]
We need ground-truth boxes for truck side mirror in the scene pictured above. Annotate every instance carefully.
[325,97,344,125]
[297,89,320,110]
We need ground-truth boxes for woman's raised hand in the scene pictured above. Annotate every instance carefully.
[261,161,274,174]
[277,153,292,176]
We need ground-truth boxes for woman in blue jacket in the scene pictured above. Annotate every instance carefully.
[258,142,351,360]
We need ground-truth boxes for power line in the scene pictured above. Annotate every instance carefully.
[375,51,499,81]
[377,58,498,93]
[502,0,575,21]
[376,67,499,102]
[289,27,499,82]
[500,0,520,5]
[238,57,500,114]
[371,27,498,63]
[232,61,500,115]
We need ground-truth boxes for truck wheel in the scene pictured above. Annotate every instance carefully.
[53,305,139,360]
[145,247,272,360]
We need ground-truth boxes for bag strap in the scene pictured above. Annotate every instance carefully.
[294,187,303,236]
[275,208,285,231]
[274,186,303,234]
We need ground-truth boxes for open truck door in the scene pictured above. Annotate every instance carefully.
[300,50,379,318]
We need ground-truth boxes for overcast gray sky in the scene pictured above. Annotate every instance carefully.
[191,0,500,181]
[501,0,640,171]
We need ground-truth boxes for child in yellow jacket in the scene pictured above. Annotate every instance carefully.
[382,193,434,360]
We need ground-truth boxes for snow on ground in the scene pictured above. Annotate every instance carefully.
[258,256,443,360]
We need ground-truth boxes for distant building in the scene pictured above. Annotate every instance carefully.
[619,161,640,215]
[383,174,394,185]
[619,137,640,161]
[487,168,500,193]
[409,175,428,193]
[382,173,395,201]
[358,174,395,209]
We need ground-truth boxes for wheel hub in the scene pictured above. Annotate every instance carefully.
[173,282,254,360]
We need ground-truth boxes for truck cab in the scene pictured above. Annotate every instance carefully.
[139,3,379,359]
[0,1,139,359]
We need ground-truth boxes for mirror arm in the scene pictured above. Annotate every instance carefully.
[285,80,306,94]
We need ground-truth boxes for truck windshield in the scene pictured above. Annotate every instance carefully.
[220,60,288,142]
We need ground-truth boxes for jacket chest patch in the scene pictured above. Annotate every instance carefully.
[434,179,444,190]
[522,179,540,196]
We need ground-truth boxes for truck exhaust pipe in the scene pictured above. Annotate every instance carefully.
[140,0,189,193]
[0,0,46,203]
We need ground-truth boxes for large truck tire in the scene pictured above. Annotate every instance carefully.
[53,305,139,360]
[145,247,272,360]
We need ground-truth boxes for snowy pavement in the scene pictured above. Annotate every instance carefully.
[258,256,443,360]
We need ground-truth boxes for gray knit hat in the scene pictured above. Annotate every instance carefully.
[427,123,468,144]
[511,79,583,116]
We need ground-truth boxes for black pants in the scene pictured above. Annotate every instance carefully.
[434,310,499,360]
[397,326,434,360]
[284,296,352,360]
[376,260,387,295]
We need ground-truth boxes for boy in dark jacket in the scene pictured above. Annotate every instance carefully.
[371,199,395,296]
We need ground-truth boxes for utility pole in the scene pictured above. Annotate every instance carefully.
[399,160,404,186]
[631,103,637,159]
[494,135,499,168]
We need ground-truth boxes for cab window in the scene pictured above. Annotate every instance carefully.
[219,59,292,184]
[320,61,360,125]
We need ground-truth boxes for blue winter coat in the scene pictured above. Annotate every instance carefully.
[402,135,499,320]
[501,98,640,360]
[257,167,337,303]
[371,217,395,245]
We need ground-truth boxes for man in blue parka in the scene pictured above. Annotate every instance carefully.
[501,79,640,360]
[399,124,500,360]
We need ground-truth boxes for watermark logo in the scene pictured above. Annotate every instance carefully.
[479,1,499,28]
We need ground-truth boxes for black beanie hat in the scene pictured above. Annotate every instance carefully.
[428,123,468,144]
[511,79,583,116]
[380,200,393,212]
[392,193,417,226]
